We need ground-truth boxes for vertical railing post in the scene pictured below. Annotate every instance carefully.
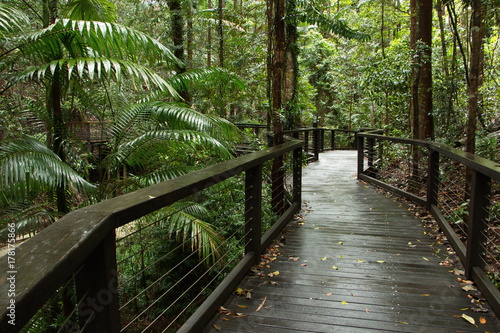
[366,137,375,176]
[76,232,120,333]
[312,129,320,161]
[293,146,303,204]
[465,170,491,278]
[320,129,325,152]
[331,130,336,150]
[357,134,364,177]
[427,148,440,210]
[245,165,263,265]
[304,131,309,158]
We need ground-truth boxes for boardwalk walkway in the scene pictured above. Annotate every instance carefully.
[204,151,500,332]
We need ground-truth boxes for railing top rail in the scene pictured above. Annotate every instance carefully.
[0,139,303,328]
[358,132,500,181]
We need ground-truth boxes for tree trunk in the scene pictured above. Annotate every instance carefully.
[207,0,212,67]
[218,0,224,68]
[466,0,485,155]
[168,0,190,102]
[409,0,433,140]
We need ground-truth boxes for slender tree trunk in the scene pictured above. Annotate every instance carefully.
[418,0,433,141]
[381,0,386,59]
[466,0,484,155]
[410,0,433,140]
[207,0,212,67]
[186,0,193,67]
[284,0,299,129]
[218,0,224,68]
[168,0,190,102]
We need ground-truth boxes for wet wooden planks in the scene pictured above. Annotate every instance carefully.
[203,151,500,333]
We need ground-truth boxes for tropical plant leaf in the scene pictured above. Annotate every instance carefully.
[0,137,95,203]
[62,0,118,22]
[0,3,29,36]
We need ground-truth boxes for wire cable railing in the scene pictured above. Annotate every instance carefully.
[357,131,500,317]
[0,140,303,333]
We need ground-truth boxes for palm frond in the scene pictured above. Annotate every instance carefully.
[0,203,58,240]
[161,202,223,265]
[0,137,95,203]
[166,67,245,92]
[293,6,370,41]
[0,3,29,36]
[136,165,199,187]
[112,129,233,168]
[16,57,180,98]
[62,0,118,22]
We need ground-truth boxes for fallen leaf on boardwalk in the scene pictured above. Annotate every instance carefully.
[234,287,245,296]
[396,321,409,324]
[461,308,469,311]
[269,281,278,285]
[423,257,429,261]
[237,305,248,308]
[341,301,349,305]
[332,266,339,270]
[479,316,487,324]
[408,242,416,248]
[256,296,267,312]
[376,260,385,263]
[338,255,343,258]
[461,284,477,292]
[326,292,333,296]
[268,271,279,277]
[213,324,221,331]
[461,313,477,326]
[420,294,430,296]
[246,291,252,299]
[338,241,344,245]
[301,264,308,267]
[220,317,229,321]
[321,257,328,261]
[219,306,228,313]
[233,313,248,318]
[356,259,366,263]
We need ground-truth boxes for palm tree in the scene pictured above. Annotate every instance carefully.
[0,1,243,252]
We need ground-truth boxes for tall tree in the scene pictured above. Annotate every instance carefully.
[410,0,434,140]
[466,0,485,155]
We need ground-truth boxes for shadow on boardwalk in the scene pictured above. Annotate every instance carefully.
[204,151,500,333]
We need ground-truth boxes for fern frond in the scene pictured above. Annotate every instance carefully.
[0,137,95,203]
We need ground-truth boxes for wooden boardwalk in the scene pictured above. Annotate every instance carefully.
[204,151,500,332]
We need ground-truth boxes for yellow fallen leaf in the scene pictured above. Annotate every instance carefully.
[332,266,339,270]
[338,241,344,245]
[321,257,327,261]
[461,313,476,326]
[396,321,409,324]
[237,305,248,308]
[356,259,366,263]
[376,260,385,263]
[423,257,429,261]
[213,324,221,331]
[341,301,348,305]
[421,294,430,296]
[460,308,469,310]
[338,255,343,258]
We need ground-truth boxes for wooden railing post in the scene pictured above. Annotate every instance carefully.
[75,232,120,333]
[293,146,303,204]
[357,134,364,177]
[245,165,263,265]
[331,130,336,150]
[312,129,320,161]
[304,131,309,157]
[465,170,491,278]
[427,148,440,210]
[320,129,325,152]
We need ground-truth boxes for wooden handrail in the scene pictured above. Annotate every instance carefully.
[357,132,500,316]
[0,140,303,332]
